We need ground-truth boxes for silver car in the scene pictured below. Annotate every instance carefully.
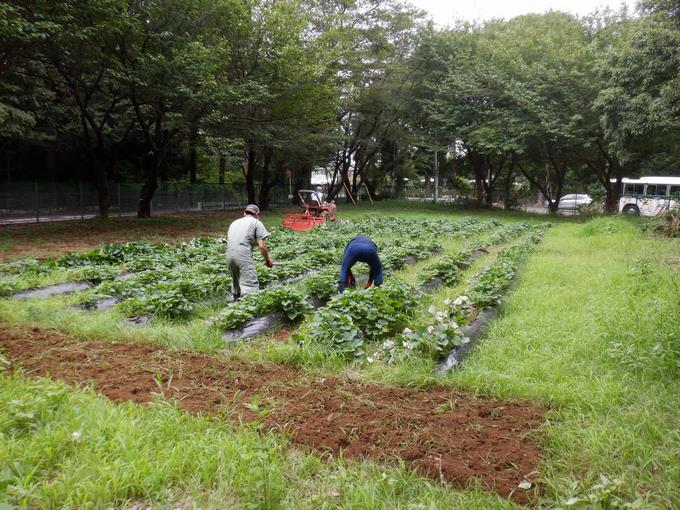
[544,194,593,210]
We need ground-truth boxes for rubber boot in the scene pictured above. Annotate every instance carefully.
[232,293,241,302]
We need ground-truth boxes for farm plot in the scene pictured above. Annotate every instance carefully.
[2,216,480,315]
[1,216,545,367]
[1,322,544,505]
[0,214,553,507]
[2,212,679,510]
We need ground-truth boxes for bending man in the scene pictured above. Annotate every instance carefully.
[227,204,273,300]
[338,236,383,292]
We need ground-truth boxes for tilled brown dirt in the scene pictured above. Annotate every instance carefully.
[0,323,545,504]
[0,210,265,262]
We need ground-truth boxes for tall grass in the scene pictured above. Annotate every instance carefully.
[0,374,288,509]
[447,216,680,507]
[0,374,514,509]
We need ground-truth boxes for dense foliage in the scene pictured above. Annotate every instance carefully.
[2,1,679,215]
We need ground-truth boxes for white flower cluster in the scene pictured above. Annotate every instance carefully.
[453,295,470,307]
[367,296,472,365]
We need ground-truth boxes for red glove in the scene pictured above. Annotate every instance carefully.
[347,271,356,288]
[265,259,274,268]
[364,280,373,289]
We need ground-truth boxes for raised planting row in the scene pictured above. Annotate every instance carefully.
[204,220,521,335]
[206,234,449,333]
[417,221,533,289]
[107,219,508,320]
[75,216,495,320]
[1,216,490,320]
[300,224,548,364]
[301,280,422,360]
[376,224,550,366]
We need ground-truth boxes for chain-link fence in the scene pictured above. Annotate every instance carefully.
[0,181,292,224]
[1,179,601,224]
[379,183,595,215]
[380,184,542,211]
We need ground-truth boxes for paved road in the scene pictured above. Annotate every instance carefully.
[0,212,136,226]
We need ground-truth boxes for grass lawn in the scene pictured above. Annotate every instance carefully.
[1,204,678,509]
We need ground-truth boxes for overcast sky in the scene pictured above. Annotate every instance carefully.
[408,0,638,25]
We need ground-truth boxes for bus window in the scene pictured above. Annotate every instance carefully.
[645,184,668,196]
[670,185,680,197]
[624,184,643,195]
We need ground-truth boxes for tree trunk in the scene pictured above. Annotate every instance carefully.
[484,183,493,207]
[483,157,493,207]
[245,147,257,205]
[605,177,621,213]
[343,175,354,203]
[137,158,159,218]
[504,165,513,210]
[474,173,484,205]
[467,151,485,206]
[518,161,559,214]
[351,147,362,200]
[340,154,353,204]
[79,115,111,218]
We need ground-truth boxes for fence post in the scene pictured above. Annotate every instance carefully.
[118,183,122,218]
[35,180,39,223]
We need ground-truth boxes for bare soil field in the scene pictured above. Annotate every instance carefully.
[1,322,545,504]
[0,210,272,262]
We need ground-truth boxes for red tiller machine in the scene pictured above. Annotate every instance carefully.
[282,190,337,231]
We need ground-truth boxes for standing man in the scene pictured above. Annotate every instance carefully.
[227,204,273,300]
[338,236,383,292]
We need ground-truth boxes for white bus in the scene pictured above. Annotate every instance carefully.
[618,176,680,216]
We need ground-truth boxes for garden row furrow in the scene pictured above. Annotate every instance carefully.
[418,221,533,290]
[207,219,516,335]
[436,225,550,370]
[375,225,549,366]
[300,223,547,364]
[207,237,452,333]
[2,217,488,321]
[207,221,513,340]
